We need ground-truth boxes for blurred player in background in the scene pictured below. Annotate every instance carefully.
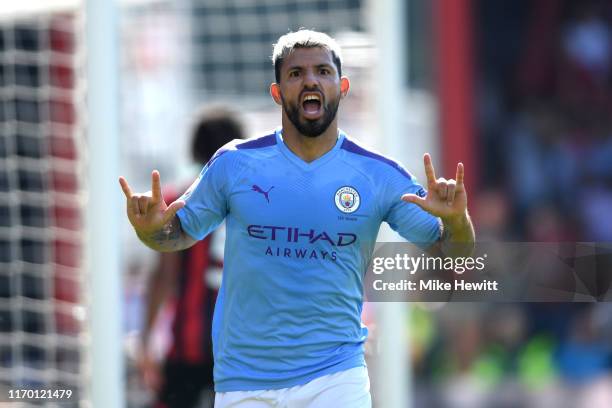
[138,107,245,408]
[120,30,474,407]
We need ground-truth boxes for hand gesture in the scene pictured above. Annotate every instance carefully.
[119,170,185,235]
[401,153,467,219]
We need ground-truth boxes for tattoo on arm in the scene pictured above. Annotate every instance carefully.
[151,216,182,243]
[137,216,188,252]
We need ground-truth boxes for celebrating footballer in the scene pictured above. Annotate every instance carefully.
[119,30,475,408]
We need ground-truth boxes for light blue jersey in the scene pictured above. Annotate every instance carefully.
[176,129,441,392]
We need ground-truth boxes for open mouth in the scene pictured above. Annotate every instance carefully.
[301,93,322,118]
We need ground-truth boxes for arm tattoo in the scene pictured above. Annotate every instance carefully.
[137,216,185,251]
[151,216,182,243]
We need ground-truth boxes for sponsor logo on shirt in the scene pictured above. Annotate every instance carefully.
[247,225,356,246]
[246,225,358,262]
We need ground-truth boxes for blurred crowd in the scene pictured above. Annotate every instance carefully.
[475,0,612,242]
[414,1,612,407]
[407,303,612,408]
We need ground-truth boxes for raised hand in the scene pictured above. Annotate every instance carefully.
[119,170,185,236]
[401,153,467,220]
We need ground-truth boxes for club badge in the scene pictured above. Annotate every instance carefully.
[335,186,360,213]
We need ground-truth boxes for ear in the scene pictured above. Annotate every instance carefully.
[270,83,282,106]
[340,76,350,99]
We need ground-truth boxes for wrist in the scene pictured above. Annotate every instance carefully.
[441,210,469,229]
[136,228,153,242]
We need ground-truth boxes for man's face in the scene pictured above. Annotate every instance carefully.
[274,47,346,138]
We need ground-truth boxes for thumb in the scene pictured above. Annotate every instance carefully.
[162,200,185,224]
[401,193,428,209]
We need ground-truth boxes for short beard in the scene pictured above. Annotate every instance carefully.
[282,95,340,138]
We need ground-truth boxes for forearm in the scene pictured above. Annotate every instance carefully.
[136,215,195,252]
[440,211,475,257]
[141,278,163,349]
[141,255,177,348]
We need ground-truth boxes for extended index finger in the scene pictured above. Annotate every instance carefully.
[456,162,464,186]
[119,176,133,199]
[423,153,437,186]
[151,170,162,202]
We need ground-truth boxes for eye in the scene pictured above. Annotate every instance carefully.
[319,68,330,75]
[288,70,300,78]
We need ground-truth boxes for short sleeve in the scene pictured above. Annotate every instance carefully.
[382,166,441,248]
[176,151,232,241]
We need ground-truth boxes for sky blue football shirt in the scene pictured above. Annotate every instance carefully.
[176,128,441,392]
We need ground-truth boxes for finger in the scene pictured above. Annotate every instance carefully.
[436,178,448,200]
[138,196,150,216]
[456,162,464,186]
[162,200,185,224]
[119,176,133,199]
[131,196,141,216]
[401,193,428,210]
[423,153,437,187]
[151,170,162,203]
[447,181,456,206]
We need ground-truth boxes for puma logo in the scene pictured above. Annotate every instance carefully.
[252,184,274,203]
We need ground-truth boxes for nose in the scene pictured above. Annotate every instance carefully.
[303,69,318,88]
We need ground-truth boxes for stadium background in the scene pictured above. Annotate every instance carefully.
[0,0,611,407]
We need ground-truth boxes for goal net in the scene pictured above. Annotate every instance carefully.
[0,2,88,407]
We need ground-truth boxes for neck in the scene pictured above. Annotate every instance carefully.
[280,114,339,163]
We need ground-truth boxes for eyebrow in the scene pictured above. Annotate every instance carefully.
[286,63,335,71]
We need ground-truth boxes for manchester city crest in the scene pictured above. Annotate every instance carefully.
[334,186,360,213]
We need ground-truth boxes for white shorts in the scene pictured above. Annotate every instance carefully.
[214,366,372,408]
